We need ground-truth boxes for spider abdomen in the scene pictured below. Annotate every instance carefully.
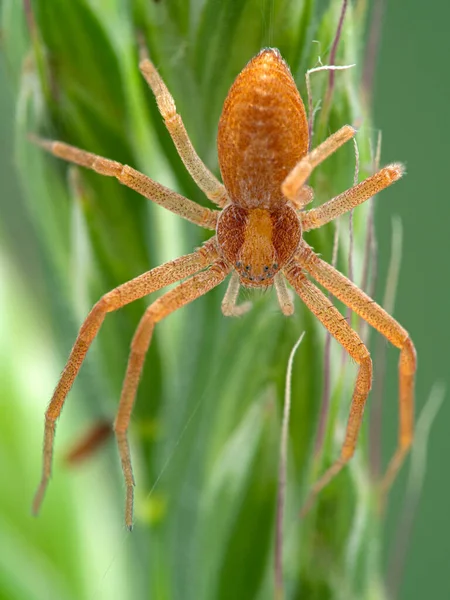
[217,48,308,210]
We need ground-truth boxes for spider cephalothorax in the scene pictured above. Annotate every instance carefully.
[217,204,301,286]
[33,45,416,530]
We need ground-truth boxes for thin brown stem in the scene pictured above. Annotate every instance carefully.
[362,0,385,109]
[23,0,36,37]
[65,420,112,465]
[323,0,349,117]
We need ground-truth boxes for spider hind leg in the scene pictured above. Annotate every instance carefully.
[284,263,372,514]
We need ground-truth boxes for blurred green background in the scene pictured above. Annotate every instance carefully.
[0,1,448,599]
[375,1,450,597]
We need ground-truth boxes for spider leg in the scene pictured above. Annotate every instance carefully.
[282,125,356,203]
[221,272,252,317]
[116,260,230,528]
[32,241,220,516]
[30,136,218,229]
[275,274,294,316]
[301,163,404,231]
[289,185,314,210]
[139,56,228,208]
[296,243,416,499]
[284,263,372,514]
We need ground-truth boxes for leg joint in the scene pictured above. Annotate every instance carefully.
[401,336,417,374]
[97,289,121,313]
[93,156,122,177]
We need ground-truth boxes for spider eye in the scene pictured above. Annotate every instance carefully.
[245,265,251,271]
[263,266,269,272]
[273,263,279,270]
[236,261,242,268]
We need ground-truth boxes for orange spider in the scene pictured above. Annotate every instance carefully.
[32,48,416,529]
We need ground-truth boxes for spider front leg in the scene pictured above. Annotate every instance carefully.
[115,261,230,528]
[139,55,228,208]
[284,265,372,514]
[31,137,218,229]
[296,244,416,499]
[32,242,220,517]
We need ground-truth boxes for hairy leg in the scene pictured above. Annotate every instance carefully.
[115,261,230,528]
[31,136,218,229]
[33,241,220,515]
[289,185,314,210]
[296,243,416,496]
[221,272,252,317]
[301,163,404,231]
[284,263,372,513]
[282,125,356,202]
[139,56,227,208]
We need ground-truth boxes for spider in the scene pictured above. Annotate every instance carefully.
[32,48,416,529]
